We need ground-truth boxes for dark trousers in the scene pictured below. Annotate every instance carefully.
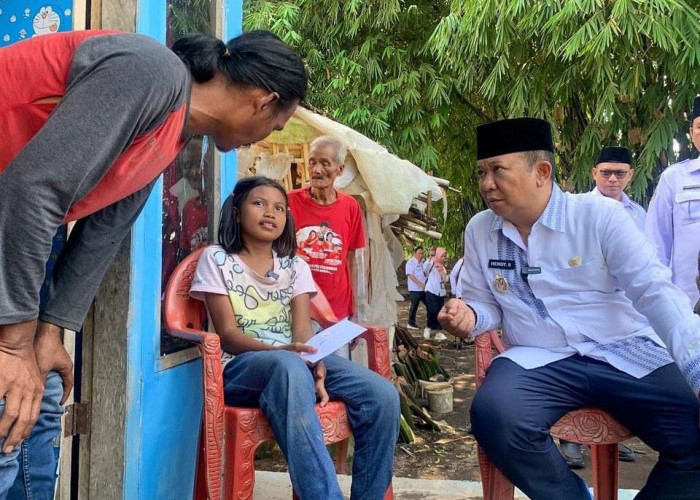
[471,355,700,500]
[425,291,445,330]
[408,291,426,326]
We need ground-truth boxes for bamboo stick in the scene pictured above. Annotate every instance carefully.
[393,219,442,239]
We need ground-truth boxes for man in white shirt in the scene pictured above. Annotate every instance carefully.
[559,146,645,467]
[439,117,700,499]
[449,255,465,300]
[590,146,646,232]
[405,246,427,330]
[646,96,700,306]
[448,255,468,348]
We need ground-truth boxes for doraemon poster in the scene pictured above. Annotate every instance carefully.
[0,1,74,47]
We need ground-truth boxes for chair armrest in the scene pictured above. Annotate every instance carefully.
[167,325,213,343]
[490,330,505,354]
[474,330,503,390]
[166,327,225,500]
[360,325,391,379]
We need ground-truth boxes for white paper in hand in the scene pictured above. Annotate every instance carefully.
[300,319,367,364]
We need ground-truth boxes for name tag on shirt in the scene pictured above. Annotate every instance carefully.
[675,190,700,203]
[521,266,541,275]
[488,259,516,270]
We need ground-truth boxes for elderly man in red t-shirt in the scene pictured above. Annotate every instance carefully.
[288,136,365,322]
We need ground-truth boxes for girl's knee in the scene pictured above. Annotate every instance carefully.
[380,379,400,414]
[365,377,400,421]
[267,351,313,383]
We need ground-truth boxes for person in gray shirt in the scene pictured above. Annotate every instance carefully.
[0,29,306,496]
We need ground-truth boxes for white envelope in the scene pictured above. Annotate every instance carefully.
[300,319,367,364]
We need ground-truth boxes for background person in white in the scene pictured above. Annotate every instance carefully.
[423,247,448,340]
[590,146,646,232]
[449,255,465,300]
[405,246,427,330]
[558,145,644,468]
[646,96,700,307]
[439,117,700,500]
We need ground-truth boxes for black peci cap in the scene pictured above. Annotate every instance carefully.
[596,146,631,166]
[476,118,554,160]
[691,96,700,124]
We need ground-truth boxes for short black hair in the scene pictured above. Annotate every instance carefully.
[218,176,296,257]
[172,30,307,110]
[524,150,556,181]
[414,246,424,252]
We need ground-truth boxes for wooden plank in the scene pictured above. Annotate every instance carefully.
[393,218,442,239]
[56,329,76,500]
[302,143,310,185]
[72,0,87,30]
[159,346,200,371]
[78,306,94,500]
[100,0,136,31]
[89,0,102,29]
[86,237,131,500]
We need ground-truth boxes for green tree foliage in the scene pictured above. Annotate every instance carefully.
[244,0,700,254]
[168,0,213,44]
[431,0,700,200]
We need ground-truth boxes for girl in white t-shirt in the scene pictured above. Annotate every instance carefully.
[190,176,399,500]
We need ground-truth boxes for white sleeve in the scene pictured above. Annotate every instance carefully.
[449,259,462,293]
[189,246,229,300]
[644,171,674,266]
[405,259,415,277]
[292,258,317,298]
[603,202,700,395]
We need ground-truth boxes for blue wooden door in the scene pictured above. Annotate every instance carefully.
[123,1,241,498]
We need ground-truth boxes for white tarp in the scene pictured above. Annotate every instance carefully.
[238,107,444,337]
[260,106,444,215]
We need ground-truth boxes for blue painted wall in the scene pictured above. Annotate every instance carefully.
[125,2,241,498]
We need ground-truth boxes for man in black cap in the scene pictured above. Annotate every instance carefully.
[646,96,700,308]
[439,117,700,499]
[591,146,646,232]
[558,146,644,468]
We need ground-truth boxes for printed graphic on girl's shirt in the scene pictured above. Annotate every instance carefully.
[295,224,343,273]
[214,248,296,346]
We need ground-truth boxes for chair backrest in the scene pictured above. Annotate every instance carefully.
[164,247,339,333]
[163,247,207,333]
[309,285,340,328]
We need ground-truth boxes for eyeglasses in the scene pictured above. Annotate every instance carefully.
[598,169,630,179]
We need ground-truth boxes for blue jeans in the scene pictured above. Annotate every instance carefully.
[471,356,700,500]
[0,371,64,500]
[223,351,399,500]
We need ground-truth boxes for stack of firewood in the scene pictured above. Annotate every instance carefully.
[391,205,442,243]
[393,324,451,443]
[390,173,452,246]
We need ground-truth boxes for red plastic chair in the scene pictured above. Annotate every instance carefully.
[474,331,633,500]
[164,248,394,500]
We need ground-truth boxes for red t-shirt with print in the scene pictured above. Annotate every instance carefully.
[288,188,365,319]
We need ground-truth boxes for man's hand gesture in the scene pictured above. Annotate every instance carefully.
[438,299,476,339]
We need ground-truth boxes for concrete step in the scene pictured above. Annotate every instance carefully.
[252,470,640,499]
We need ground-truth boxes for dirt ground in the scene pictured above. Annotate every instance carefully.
[257,293,657,492]
[389,298,657,491]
